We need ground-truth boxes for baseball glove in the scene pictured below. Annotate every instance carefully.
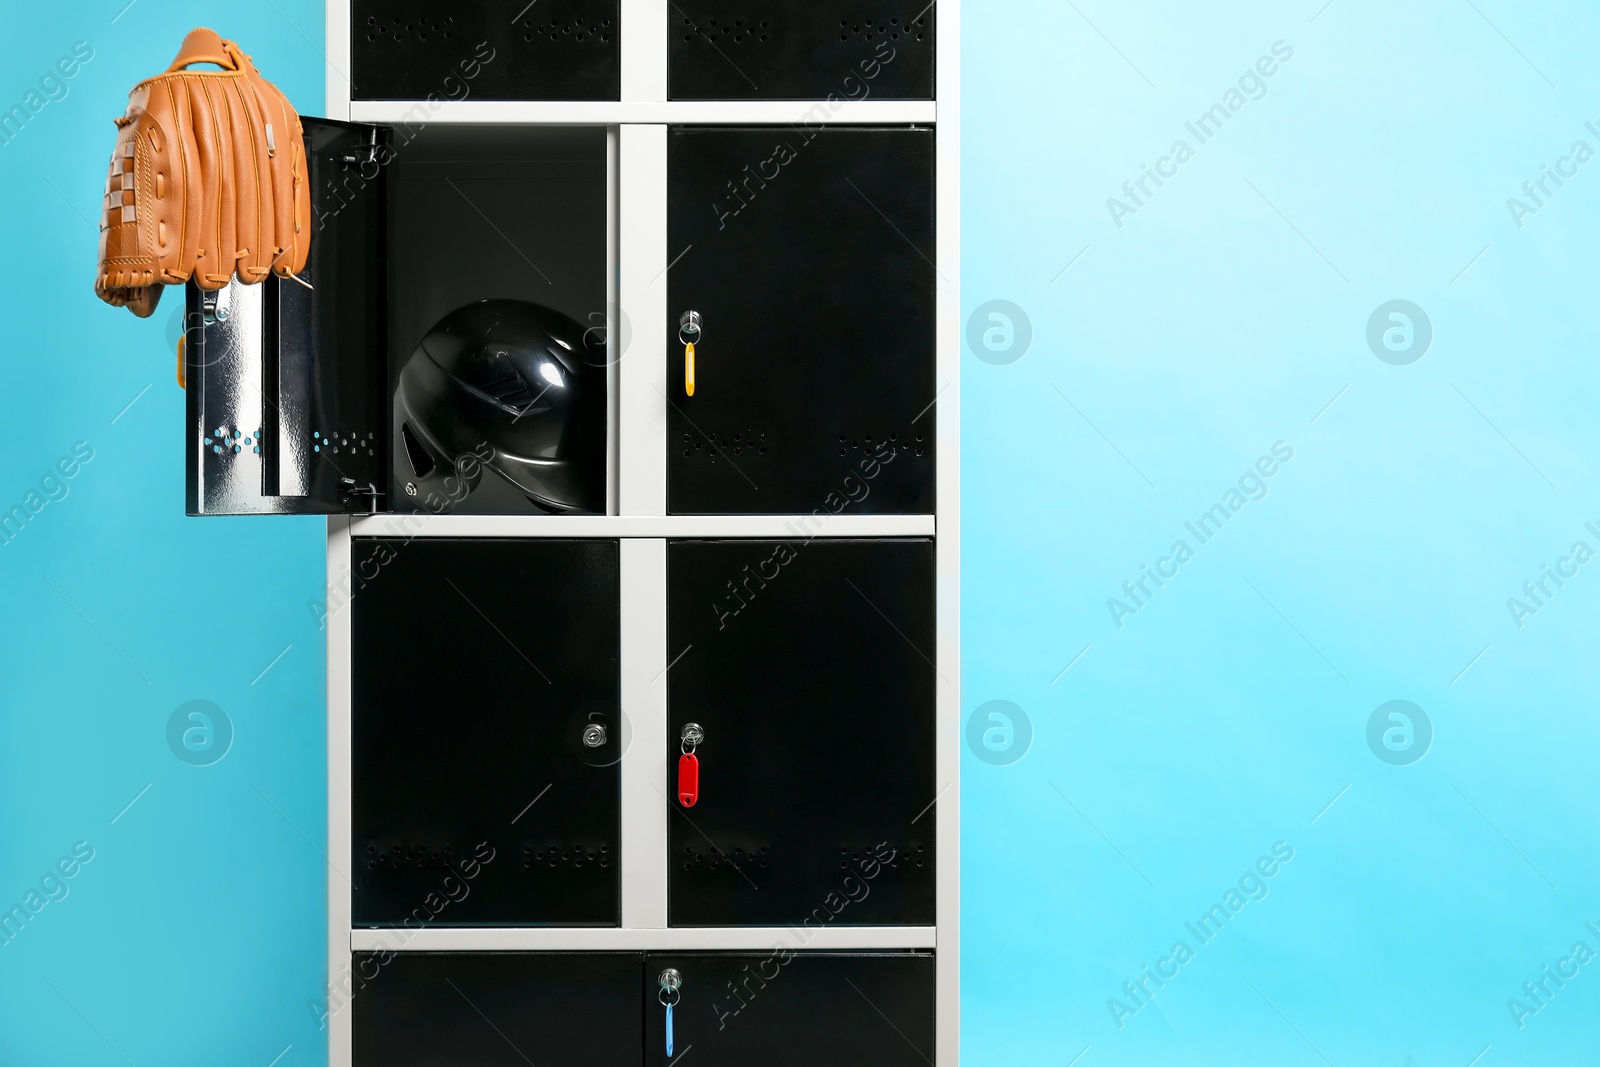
[95,27,310,318]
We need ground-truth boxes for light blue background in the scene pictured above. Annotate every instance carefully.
[963,1,1600,1065]
[2,1,1597,1064]
[0,4,329,1064]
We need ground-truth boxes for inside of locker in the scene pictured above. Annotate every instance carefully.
[383,124,609,515]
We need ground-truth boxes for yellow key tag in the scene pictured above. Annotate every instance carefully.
[685,341,696,397]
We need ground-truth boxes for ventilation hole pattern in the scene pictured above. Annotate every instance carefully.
[837,429,929,459]
[680,12,929,45]
[203,424,264,457]
[681,15,772,44]
[364,839,465,870]
[679,428,769,461]
[681,841,772,871]
[833,13,928,43]
[520,14,614,44]
[310,428,378,458]
[521,841,611,869]
[838,841,929,869]
[365,14,454,43]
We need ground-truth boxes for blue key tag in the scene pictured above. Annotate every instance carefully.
[658,967,682,1059]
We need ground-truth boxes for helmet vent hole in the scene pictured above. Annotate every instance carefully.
[401,422,436,478]
[481,371,534,408]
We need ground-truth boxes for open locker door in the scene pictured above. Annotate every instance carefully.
[184,117,389,516]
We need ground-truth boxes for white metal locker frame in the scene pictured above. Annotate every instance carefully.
[323,4,959,1063]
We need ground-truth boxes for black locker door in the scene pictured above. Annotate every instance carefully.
[666,127,935,515]
[354,952,640,1066]
[669,1,935,100]
[352,538,620,925]
[643,952,935,1066]
[185,118,390,516]
[351,0,621,102]
[666,539,935,926]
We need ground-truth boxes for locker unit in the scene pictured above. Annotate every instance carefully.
[177,4,959,1063]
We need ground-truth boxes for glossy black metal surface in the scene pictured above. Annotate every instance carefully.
[351,0,620,101]
[643,952,935,1066]
[666,127,936,515]
[669,1,934,100]
[666,539,935,926]
[351,538,621,926]
[354,952,640,1066]
[185,118,389,516]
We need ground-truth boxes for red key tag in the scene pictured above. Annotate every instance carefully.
[678,752,700,807]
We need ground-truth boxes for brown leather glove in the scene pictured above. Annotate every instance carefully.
[95,27,310,318]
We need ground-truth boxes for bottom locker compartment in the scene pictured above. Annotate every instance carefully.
[644,951,935,1066]
[353,952,640,1066]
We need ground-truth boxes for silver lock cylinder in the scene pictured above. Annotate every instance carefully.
[582,723,608,749]
[658,968,683,994]
[680,722,704,747]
